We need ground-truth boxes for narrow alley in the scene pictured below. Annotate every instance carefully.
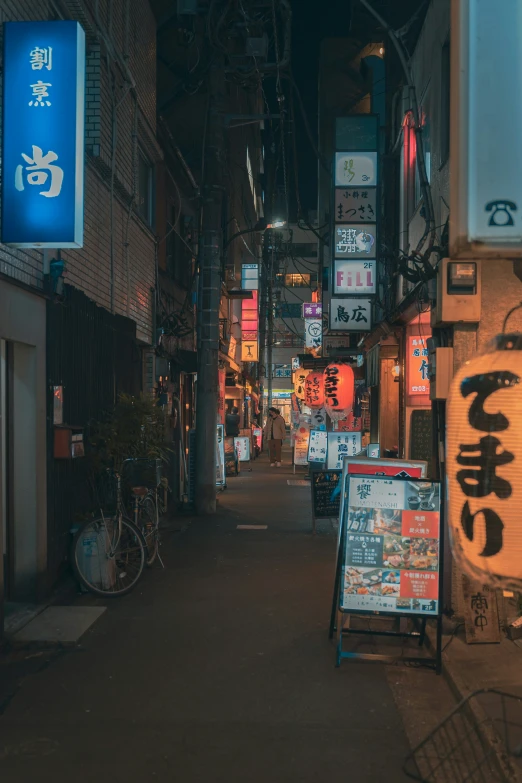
[0,451,418,782]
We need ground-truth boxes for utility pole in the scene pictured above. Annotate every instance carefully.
[195,59,225,514]
[267,239,275,408]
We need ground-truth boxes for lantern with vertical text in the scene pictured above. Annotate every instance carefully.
[304,372,324,409]
[323,363,354,421]
[447,334,522,590]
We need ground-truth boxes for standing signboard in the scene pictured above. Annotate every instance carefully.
[294,419,310,466]
[234,436,250,462]
[327,432,362,469]
[307,429,327,464]
[216,424,226,488]
[330,474,443,671]
[2,21,85,247]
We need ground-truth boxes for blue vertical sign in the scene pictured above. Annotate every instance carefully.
[2,22,85,247]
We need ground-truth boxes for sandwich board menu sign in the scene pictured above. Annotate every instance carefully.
[311,470,342,521]
[336,457,428,565]
[330,474,443,672]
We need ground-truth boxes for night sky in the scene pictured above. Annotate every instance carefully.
[291,0,353,214]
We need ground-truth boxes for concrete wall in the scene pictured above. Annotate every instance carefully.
[0,279,47,601]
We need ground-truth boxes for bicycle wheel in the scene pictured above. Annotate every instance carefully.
[72,515,147,597]
[139,496,159,567]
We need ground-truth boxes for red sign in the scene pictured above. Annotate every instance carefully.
[401,571,438,601]
[401,510,439,539]
[406,335,430,398]
[346,463,424,478]
[337,412,362,432]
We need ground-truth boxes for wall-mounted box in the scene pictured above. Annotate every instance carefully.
[432,258,481,326]
[427,345,454,401]
[54,426,84,459]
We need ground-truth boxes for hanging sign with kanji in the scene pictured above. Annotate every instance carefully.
[335,188,377,223]
[330,298,372,332]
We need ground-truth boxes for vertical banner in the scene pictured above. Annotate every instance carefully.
[330,116,379,333]
[2,21,85,247]
[218,369,226,424]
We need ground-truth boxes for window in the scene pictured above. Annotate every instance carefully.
[440,39,450,166]
[276,273,318,287]
[291,242,318,258]
[138,152,154,226]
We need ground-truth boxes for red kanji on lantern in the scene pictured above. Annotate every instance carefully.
[323,363,354,421]
[304,371,325,409]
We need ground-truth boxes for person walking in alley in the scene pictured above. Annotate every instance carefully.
[264,407,286,467]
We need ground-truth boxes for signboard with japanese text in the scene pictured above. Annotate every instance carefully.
[241,340,259,362]
[291,357,300,371]
[327,432,363,469]
[2,21,85,247]
[323,336,352,354]
[335,152,377,187]
[337,458,428,558]
[305,319,322,357]
[241,263,259,290]
[335,225,377,260]
[308,429,328,464]
[312,470,342,519]
[340,476,441,617]
[334,260,376,295]
[216,424,226,487]
[274,366,291,378]
[462,576,501,644]
[406,336,430,398]
[294,369,310,400]
[337,412,363,432]
[234,436,250,462]
[330,298,372,332]
[310,407,327,431]
[335,188,377,223]
[302,303,322,318]
[294,420,310,466]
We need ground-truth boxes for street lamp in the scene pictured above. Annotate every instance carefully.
[224,218,286,253]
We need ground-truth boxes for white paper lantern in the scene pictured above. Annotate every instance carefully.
[447,333,522,590]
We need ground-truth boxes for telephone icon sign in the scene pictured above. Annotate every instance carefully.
[485,200,517,227]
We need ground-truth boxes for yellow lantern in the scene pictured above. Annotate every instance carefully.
[294,368,310,401]
[446,333,522,590]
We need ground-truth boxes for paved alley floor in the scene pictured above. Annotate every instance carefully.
[0,450,415,782]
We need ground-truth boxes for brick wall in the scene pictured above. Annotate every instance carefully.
[0,0,159,344]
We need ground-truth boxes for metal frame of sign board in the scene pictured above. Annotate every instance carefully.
[310,466,342,536]
[329,474,443,673]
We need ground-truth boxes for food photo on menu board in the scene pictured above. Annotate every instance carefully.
[340,477,441,617]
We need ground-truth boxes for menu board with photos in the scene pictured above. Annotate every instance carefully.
[340,476,441,617]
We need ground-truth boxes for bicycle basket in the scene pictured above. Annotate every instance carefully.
[404,688,522,783]
[122,458,162,490]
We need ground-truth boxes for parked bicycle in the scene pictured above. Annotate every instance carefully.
[125,458,169,568]
[71,468,147,597]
